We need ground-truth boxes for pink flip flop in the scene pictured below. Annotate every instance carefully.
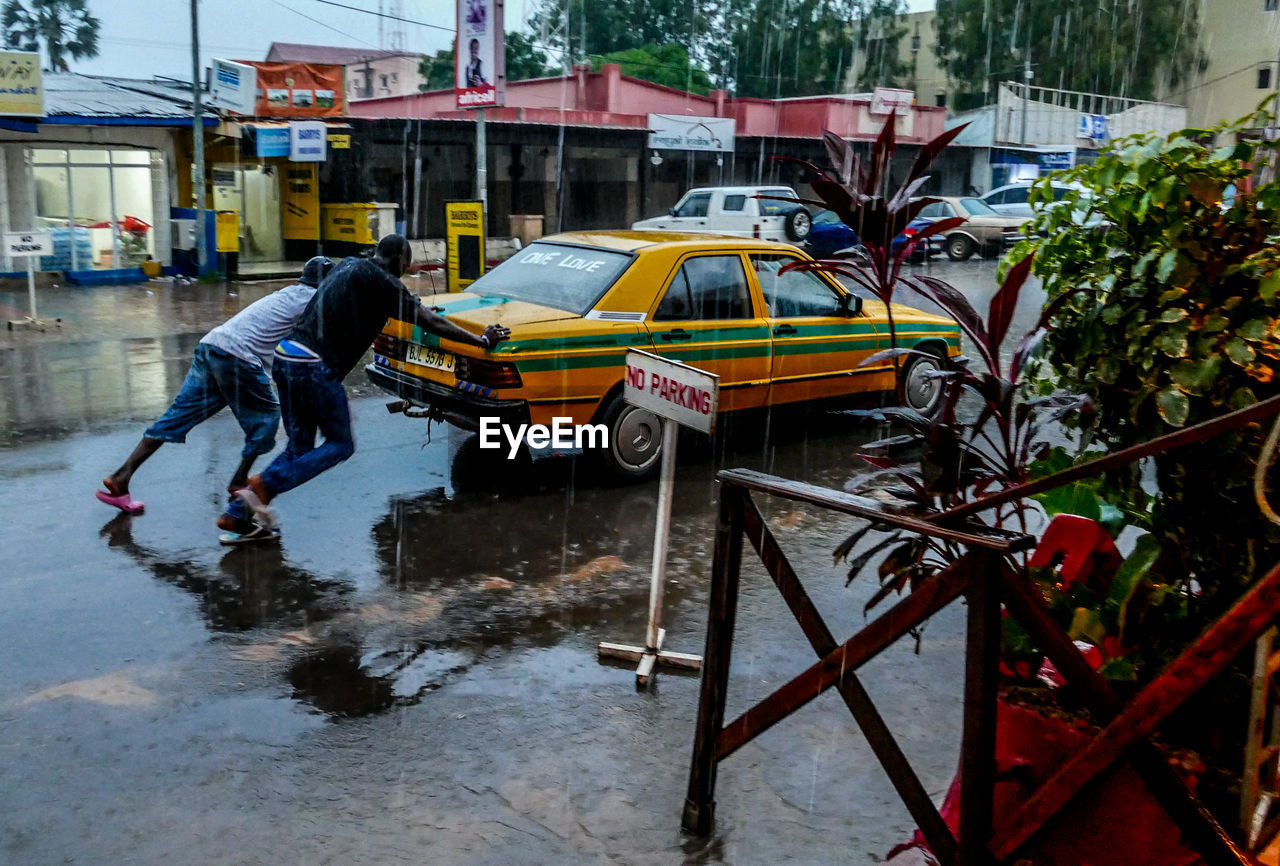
[96,489,145,514]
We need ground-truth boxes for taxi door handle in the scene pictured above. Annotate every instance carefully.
[661,329,693,342]
[773,324,797,337]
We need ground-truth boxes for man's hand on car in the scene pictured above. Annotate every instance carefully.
[481,324,511,350]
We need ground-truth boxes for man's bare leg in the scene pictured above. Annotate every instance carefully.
[228,455,257,497]
[103,437,164,496]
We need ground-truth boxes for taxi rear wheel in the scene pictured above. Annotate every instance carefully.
[596,394,664,482]
[901,348,947,419]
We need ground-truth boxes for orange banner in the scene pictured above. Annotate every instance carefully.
[237,62,344,117]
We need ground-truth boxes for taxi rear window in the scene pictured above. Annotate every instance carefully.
[469,243,634,315]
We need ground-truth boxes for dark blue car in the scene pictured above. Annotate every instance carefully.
[805,209,938,260]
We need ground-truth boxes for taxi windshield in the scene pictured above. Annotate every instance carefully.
[468,243,635,314]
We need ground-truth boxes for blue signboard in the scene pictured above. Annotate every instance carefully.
[255,126,290,158]
[1039,151,1074,170]
[1078,114,1108,141]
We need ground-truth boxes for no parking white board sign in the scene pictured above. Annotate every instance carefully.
[5,230,53,329]
[623,349,719,434]
[600,349,717,686]
[6,230,51,258]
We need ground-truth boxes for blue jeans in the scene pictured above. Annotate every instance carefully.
[145,343,278,458]
[225,358,354,520]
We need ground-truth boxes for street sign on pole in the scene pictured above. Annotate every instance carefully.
[5,230,56,331]
[598,349,719,687]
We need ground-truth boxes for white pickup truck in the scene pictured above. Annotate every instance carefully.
[631,185,812,243]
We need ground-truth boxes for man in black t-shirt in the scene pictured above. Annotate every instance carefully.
[217,235,509,543]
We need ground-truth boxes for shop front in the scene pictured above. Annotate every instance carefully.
[30,146,163,272]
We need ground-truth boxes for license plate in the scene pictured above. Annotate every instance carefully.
[405,344,455,373]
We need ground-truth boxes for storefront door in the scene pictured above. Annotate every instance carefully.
[213,164,283,263]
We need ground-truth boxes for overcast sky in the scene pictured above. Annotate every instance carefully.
[76,0,934,82]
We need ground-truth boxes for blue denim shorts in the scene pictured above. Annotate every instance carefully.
[145,343,280,457]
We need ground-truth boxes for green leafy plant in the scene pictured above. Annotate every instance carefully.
[1023,103,1280,619]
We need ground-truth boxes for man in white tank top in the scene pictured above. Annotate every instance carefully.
[96,256,334,514]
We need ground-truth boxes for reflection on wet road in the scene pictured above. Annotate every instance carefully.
[0,260,1025,863]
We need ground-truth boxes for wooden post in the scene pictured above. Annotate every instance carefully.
[959,553,1000,866]
[682,484,745,835]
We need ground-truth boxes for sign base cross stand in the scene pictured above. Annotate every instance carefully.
[5,230,57,332]
[599,350,718,688]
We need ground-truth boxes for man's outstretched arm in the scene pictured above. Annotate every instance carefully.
[411,305,510,351]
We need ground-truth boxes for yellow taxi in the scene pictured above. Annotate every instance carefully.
[367,231,962,479]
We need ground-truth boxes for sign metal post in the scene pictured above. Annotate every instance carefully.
[599,349,718,687]
[5,230,55,331]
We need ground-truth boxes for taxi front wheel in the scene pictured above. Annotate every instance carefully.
[596,394,665,482]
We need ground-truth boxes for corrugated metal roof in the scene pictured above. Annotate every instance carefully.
[43,73,217,120]
[265,43,414,65]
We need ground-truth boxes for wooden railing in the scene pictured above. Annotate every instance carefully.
[681,392,1280,864]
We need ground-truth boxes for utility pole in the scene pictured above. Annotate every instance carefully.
[1020,12,1032,147]
[190,0,207,274]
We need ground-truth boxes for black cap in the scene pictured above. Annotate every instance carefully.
[300,256,334,287]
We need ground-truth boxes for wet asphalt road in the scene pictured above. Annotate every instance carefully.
[0,258,1043,865]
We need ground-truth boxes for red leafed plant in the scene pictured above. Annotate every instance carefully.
[772,120,1088,610]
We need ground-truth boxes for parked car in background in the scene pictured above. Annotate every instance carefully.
[805,209,940,260]
[368,231,962,480]
[916,196,1031,261]
[631,186,812,244]
[980,181,1083,217]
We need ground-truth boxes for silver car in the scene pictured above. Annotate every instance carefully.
[917,197,1031,261]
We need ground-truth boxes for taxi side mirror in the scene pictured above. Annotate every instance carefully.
[839,294,863,317]
[668,207,679,216]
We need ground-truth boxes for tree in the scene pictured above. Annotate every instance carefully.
[506,31,553,81]
[529,0,702,62]
[530,0,908,99]
[935,0,1204,110]
[852,0,910,92]
[419,47,454,91]
[1,0,99,72]
[721,0,864,98]
[591,42,711,93]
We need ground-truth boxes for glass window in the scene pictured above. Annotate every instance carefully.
[1267,0,1278,12]
[112,150,151,165]
[960,197,999,216]
[681,255,752,320]
[986,190,1008,204]
[1259,67,1272,89]
[33,165,68,219]
[1051,186,1073,200]
[68,149,109,164]
[918,201,950,219]
[674,192,711,217]
[812,209,840,225]
[29,147,157,269]
[1005,186,1030,203]
[469,242,634,315]
[758,188,796,215]
[752,255,844,318]
[654,268,693,321]
[722,194,747,212]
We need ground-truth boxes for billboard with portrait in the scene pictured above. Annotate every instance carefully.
[455,0,505,109]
